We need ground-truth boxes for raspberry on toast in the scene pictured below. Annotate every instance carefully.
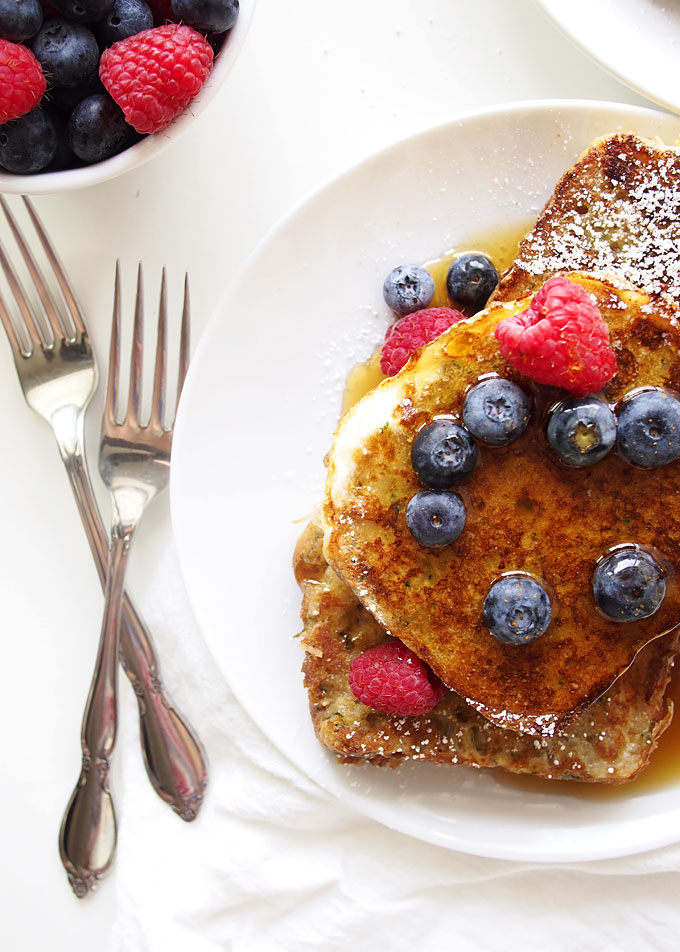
[295,518,678,783]
[321,275,680,734]
[295,133,680,779]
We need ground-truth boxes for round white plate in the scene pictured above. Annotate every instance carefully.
[536,0,680,116]
[171,100,680,862]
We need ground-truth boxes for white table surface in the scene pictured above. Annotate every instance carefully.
[0,1,672,949]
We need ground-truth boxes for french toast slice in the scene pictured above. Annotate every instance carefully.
[322,274,680,734]
[295,517,678,782]
[496,133,680,306]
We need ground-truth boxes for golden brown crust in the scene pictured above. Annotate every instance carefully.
[295,517,678,782]
[295,132,680,778]
[496,134,680,305]
[322,276,680,731]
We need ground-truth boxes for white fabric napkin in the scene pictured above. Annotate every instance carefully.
[113,547,680,952]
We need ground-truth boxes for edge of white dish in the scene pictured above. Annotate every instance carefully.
[535,0,680,117]
[171,99,680,863]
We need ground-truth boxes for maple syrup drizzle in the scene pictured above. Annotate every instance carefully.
[424,220,531,308]
[495,664,680,801]
[341,348,384,415]
[340,220,680,794]
[341,222,531,413]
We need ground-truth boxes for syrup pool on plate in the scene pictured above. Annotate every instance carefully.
[342,221,530,413]
[495,669,680,802]
[341,349,385,415]
[423,221,530,308]
[340,219,680,798]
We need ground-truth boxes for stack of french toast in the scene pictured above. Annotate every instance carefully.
[293,132,680,785]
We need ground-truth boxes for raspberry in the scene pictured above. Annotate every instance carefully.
[348,641,445,717]
[495,276,617,396]
[380,306,464,376]
[99,23,213,134]
[0,39,45,125]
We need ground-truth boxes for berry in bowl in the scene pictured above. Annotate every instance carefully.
[0,0,254,192]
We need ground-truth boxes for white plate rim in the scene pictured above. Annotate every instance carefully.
[535,0,680,117]
[171,98,680,863]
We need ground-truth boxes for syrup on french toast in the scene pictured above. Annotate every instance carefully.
[322,275,680,733]
[295,131,680,780]
[295,518,679,783]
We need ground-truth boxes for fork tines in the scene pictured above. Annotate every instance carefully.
[107,263,190,432]
[0,196,85,357]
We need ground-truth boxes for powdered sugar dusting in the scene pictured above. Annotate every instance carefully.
[510,135,680,303]
[464,698,559,737]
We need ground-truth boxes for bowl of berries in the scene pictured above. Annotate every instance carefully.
[0,0,254,192]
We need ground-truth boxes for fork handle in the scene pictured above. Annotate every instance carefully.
[64,448,207,821]
[59,528,127,896]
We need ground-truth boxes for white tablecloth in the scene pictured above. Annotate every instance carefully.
[113,550,680,952]
[3,1,680,949]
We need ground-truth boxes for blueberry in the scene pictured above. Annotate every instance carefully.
[0,0,42,41]
[0,108,56,173]
[67,93,131,164]
[44,106,79,170]
[462,377,531,446]
[411,419,477,488]
[547,396,617,467]
[383,264,435,317]
[405,490,466,547]
[50,68,105,114]
[446,253,499,311]
[31,18,99,88]
[593,547,666,622]
[93,0,152,48]
[51,0,114,23]
[171,0,238,34]
[483,575,552,645]
[617,388,680,467]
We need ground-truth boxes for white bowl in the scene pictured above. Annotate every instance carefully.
[0,0,255,194]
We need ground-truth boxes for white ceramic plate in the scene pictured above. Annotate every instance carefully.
[536,0,680,116]
[171,100,680,862]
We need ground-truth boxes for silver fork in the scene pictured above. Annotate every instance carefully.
[0,198,207,836]
[59,263,190,896]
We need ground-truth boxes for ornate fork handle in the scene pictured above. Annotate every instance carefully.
[61,427,207,822]
[60,264,196,896]
[59,524,129,897]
